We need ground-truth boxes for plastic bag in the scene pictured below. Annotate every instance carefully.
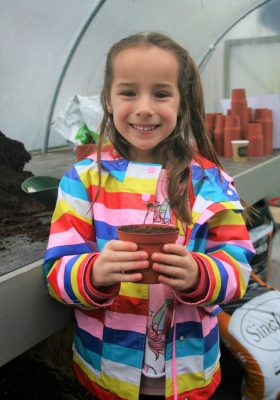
[219,289,280,400]
[52,95,103,145]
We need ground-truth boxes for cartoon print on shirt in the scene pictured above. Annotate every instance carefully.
[143,298,173,375]
[144,199,171,224]
[154,199,171,224]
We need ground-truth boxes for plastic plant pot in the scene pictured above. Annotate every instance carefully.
[247,123,264,157]
[76,144,97,161]
[224,115,242,157]
[254,108,273,155]
[117,224,179,284]
[205,113,217,140]
[213,114,225,156]
[231,88,248,139]
[254,108,271,120]
[21,175,60,210]
[231,88,247,101]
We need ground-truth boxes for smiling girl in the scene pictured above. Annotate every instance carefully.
[44,32,254,400]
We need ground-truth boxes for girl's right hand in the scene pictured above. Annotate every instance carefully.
[91,240,149,288]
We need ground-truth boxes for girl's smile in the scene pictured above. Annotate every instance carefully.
[106,46,181,162]
[130,124,159,132]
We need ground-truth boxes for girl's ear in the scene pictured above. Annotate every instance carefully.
[178,101,182,117]
[106,98,113,114]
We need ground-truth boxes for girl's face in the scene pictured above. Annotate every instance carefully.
[106,46,181,162]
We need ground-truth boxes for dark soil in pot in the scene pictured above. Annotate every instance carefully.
[119,225,178,234]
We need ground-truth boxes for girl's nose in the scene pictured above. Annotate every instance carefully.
[135,96,154,116]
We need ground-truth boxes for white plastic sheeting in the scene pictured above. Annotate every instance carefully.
[201,0,280,112]
[0,0,276,151]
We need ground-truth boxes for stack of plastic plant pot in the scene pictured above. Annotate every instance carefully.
[213,114,225,156]
[205,88,274,160]
[231,88,249,139]
[205,112,216,141]
[254,108,273,155]
[224,115,242,158]
[247,123,264,157]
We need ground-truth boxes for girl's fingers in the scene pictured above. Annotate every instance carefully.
[152,263,181,279]
[103,248,148,264]
[162,243,189,255]
[157,274,179,285]
[116,260,149,274]
[152,252,186,268]
[106,239,138,252]
[119,271,144,282]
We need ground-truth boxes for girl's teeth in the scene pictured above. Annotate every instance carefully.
[133,125,156,131]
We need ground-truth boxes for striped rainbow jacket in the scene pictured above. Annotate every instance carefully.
[44,146,254,400]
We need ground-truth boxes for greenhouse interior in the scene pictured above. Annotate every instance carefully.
[1,0,280,399]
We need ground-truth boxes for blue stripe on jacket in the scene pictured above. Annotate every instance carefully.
[74,330,102,372]
[204,324,219,353]
[64,255,80,302]
[102,342,143,368]
[103,327,145,350]
[95,220,118,241]
[44,243,93,263]
[60,175,89,201]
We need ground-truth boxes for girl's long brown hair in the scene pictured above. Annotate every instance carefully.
[96,32,222,224]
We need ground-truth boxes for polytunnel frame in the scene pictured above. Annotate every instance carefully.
[43,0,106,154]
[198,0,272,70]
[42,0,272,153]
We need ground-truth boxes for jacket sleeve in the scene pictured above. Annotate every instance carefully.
[175,159,255,307]
[43,164,118,309]
[177,208,255,307]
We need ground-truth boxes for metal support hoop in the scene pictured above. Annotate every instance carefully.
[198,0,272,71]
[42,0,106,153]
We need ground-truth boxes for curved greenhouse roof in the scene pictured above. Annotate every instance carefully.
[0,0,279,151]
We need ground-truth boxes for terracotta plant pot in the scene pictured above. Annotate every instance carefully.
[117,224,179,284]
[247,123,264,157]
[224,115,242,158]
[254,108,273,155]
[231,88,248,139]
[231,88,246,101]
[247,107,253,123]
[76,144,97,161]
[213,114,225,156]
[254,108,270,120]
[205,113,217,140]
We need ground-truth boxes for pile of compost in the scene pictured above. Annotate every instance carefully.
[0,133,91,399]
[0,132,52,274]
[0,132,49,244]
[0,131,49,241]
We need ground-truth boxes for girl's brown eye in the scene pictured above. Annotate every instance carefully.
[155,92,169,98]
[120,91,135,97]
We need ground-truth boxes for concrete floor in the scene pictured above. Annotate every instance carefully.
[24,147,280,399]
[25,146,76,179]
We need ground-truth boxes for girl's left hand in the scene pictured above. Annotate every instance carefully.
[151,243,199,292]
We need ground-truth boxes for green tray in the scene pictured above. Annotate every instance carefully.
[21,176,60,210]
